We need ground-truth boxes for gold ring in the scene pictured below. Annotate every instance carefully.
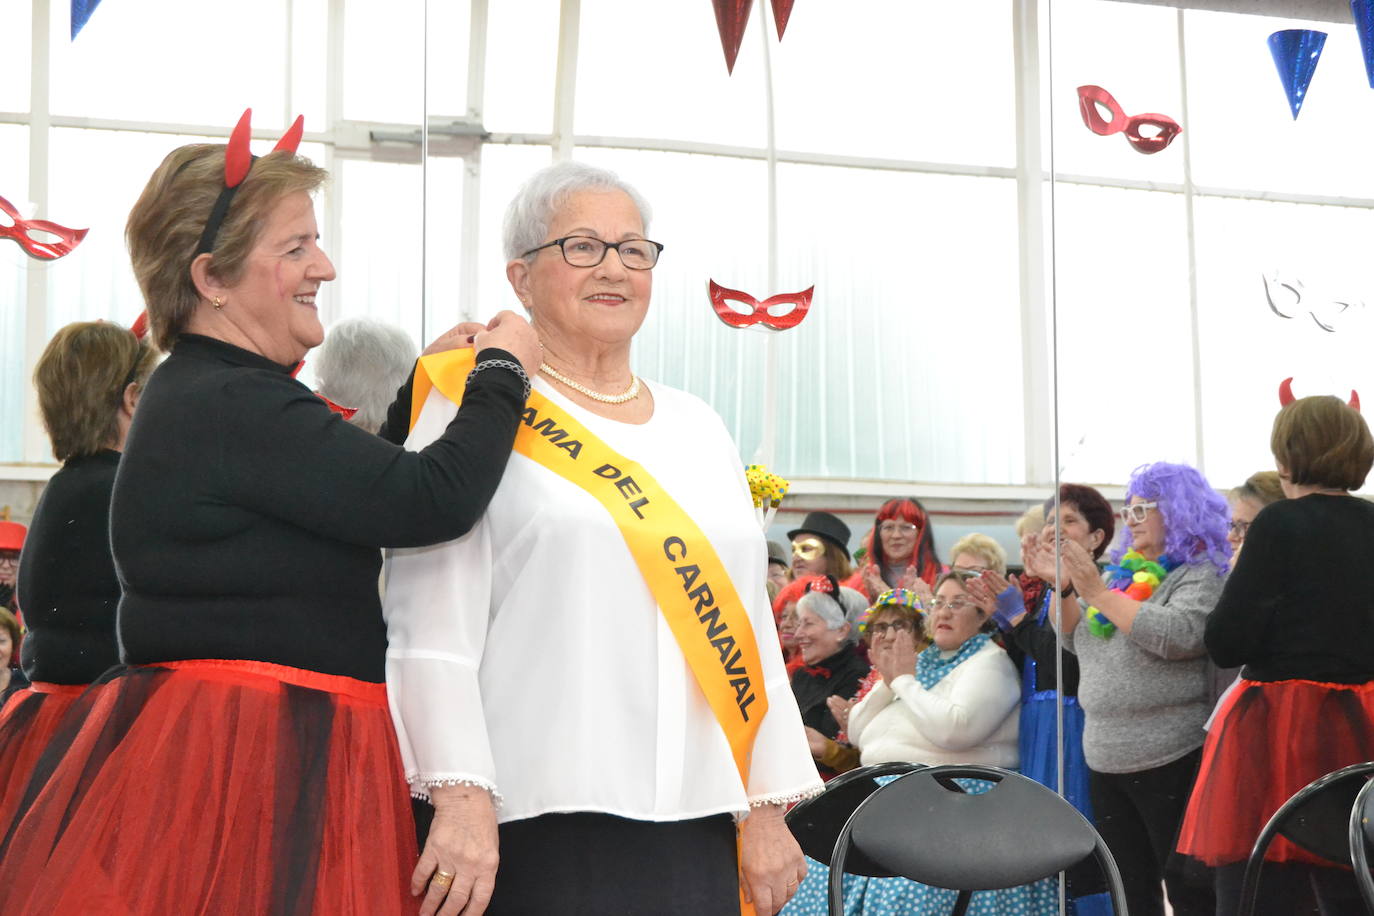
[432,870,455,889]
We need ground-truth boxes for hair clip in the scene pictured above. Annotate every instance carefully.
[708,280,814,330]
[195,108,305,256]
[1278,377,1359,412]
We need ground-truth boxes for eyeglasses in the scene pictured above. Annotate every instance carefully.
[0,553,18,567]
[867,620,915,637]
[878,522,918,537]
[1228,520,1251,539]
[1118,502,1159,525]
[951,565,989,577]
[792,538,825,560]
[522,236,664,270]
[929,596,976,612]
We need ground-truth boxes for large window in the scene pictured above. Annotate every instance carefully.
[1047,0,1374,492]
[8,0,1373,497]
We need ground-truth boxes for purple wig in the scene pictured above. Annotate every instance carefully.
[1111,462,1231,574]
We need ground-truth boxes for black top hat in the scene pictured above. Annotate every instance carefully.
[787,511,851,559]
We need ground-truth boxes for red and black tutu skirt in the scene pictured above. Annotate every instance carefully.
[0,681,86,831]
[0,659,420,915]
[1177,677,1374,867]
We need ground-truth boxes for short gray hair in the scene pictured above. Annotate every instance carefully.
[796,586,868,646]
[314,317,418,434]
[502,161,653,262]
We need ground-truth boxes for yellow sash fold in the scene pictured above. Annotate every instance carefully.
[413,352,769,914]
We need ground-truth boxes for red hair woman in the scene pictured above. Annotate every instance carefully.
[844,497,939,604]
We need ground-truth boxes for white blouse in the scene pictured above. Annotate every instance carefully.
[846,640,1020,769]
[384,375,821,824]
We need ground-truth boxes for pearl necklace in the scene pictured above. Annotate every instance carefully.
[539,362,641,404]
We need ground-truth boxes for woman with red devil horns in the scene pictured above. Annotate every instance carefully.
[1177,382,1374,916]
[0,110,541,915]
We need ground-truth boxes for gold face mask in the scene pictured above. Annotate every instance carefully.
[792,537,826,561]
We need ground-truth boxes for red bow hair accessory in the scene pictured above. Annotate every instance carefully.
[195,109,305,256]
[1278,377,1360,412]
[804,574,839,596]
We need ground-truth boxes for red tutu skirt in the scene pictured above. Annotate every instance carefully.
[0,659,420,915]
[0,681,86,832]
[1177,677,1374,867]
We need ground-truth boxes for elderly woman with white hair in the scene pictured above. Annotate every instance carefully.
[383,160,820,916]
[788,577,869,777]
[313,317,418,433]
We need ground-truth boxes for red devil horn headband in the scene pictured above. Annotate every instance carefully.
[1278,377,1360,411]
[195,109,305,256]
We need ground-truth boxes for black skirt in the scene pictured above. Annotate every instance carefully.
[487,811,739,915]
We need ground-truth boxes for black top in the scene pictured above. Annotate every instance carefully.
[1206,494,1374,684]
[1006,587,1082,696]
[789,647,870,740]
[17,450,123,684]
[112,334,525,682]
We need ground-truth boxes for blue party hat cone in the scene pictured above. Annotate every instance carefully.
[1268,29,1327,119]
[1354,1,1374,89]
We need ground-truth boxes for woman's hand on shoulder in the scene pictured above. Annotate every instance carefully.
[474,310,542,376]
[413,785,499,916]
[740,803,808,915]
[423,321,487,357]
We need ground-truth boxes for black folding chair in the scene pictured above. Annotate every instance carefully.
[1237,760,1374,916]
[1346,771,1374,914]
[826,764,1128,916]
[785,762,924,871]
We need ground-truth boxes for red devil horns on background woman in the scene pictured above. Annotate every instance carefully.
[196,109,306,256]
[1279,377,1360,412]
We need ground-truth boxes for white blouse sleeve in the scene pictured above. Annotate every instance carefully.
[719,435,823,810]
[743,631,826,808]
[383,388,500,802]
[885,649,1019,752]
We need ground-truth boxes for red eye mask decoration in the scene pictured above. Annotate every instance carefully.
[708,280,814,330]
[1076,85,1182,155]
[1279,377,1360,412]
[0,194,88,261]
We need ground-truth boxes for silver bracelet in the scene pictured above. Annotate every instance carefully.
[466,358,530,401]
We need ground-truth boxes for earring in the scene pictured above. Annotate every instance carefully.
[212,297,224,310]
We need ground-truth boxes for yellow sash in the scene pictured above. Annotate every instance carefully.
[412,352,769,913]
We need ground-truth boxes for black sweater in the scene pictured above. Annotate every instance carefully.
[111,335,525,682]
[17,450,123,684]
[1206,494,1374,684]
[789,647,870,740]
[1006,587,1082,696]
